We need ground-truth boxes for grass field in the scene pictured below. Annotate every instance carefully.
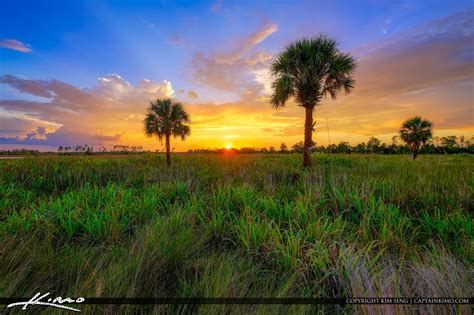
[0,154,472,314]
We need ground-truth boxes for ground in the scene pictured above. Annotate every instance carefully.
[0,154,472,314]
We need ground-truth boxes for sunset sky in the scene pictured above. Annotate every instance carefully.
[0,0,473,151]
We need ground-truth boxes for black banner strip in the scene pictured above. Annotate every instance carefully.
[0,297,472,305]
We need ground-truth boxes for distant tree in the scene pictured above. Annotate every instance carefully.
[336,141,351,154]
[354,142,367,154]
[291,141,305,153]
[399,116,433,160]
[269,146,276,153]
[326,143,337,153]
[144,98,191,165]
[75,145,83,153]
[270,35,356,167]
[240,147,258,154]
[441,136,457,149]
[367,137,381,153]
[280,143,288,153]
[84,144,93,155]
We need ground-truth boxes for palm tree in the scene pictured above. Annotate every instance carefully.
[144,98,191,165]
[270,35,356,167]
[399,116,433,160]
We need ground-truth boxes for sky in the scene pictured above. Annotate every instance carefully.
[0,0,473,151]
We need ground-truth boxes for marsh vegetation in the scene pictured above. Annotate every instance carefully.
[1,154,472,313]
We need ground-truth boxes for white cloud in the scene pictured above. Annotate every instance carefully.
[91,74,174,101]
[253,68,273,95]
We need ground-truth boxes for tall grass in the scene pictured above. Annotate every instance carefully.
[0,154,472,313]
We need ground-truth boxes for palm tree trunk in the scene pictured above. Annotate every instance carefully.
[303,106,314,168]
[165,133,171,166]
[412,143,419,161]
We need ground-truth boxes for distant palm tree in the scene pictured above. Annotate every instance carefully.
[399,116,433,160]
[270,35,356,167]
[144,98,190,165]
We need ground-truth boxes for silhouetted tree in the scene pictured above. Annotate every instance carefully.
[336,141,351,153]
[280,143,288,153]
[144,98,190,165]
[400,116,433,160]
[441,136,457,148]
[292,141,305,153]
[354,142,366,154]
[367,137,381,153]
[270,35,356,167]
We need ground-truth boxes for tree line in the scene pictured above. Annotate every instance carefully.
[185,135,473,155]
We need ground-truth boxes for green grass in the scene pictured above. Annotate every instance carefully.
[0,154,472,314]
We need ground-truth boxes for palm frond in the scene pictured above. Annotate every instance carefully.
[400,116,433,146]
[143,98,191,142]
[270,34,356,108]
[271,75,294,108]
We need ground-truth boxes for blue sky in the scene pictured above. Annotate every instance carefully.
[0,0,473,150]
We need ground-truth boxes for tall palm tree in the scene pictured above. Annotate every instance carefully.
[270,35,356,167]
[144,98,191,165]
[399,116,433,160]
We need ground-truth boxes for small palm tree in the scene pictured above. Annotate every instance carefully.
[399,116,433,160]
[271,35,356,167]
[144,98,190,165]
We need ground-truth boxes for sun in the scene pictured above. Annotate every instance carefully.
[225,144,232,149]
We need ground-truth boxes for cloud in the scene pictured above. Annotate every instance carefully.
[0,38,32,53]
[0,74,174,148]
[0,126,122,146]
[325,10,474,135]
[188,90,199,99]
[192,23,277,96]
[91,74,174,100]
[193,49,275,94]
[215,24,278,64]
[25,126,48,140]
